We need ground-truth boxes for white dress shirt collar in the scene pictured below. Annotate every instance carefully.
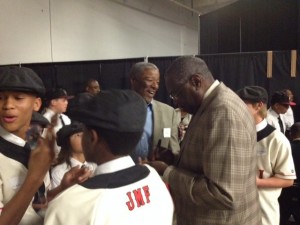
[203,80,220,101]
[256,119,268,132]
[0,125,26,147]
[94,156,135,175]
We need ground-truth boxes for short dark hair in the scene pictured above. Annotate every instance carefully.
[86,79,100,87]
[90,126,143,156]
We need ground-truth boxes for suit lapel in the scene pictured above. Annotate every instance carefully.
[152,100,160,150]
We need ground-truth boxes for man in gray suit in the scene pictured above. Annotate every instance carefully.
[149,56,261,225]
[129,62,180,164]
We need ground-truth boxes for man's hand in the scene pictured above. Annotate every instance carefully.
[138,156,168,176]
[27,114,56,184]
[148,161,168,176]
[60,166,92,190]
[151,143,175,165]
[46,166,93,202]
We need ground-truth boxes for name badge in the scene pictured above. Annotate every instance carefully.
[163,128,171,138]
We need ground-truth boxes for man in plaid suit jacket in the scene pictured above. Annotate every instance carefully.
[150,56,261,225]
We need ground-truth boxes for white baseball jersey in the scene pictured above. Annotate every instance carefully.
[45,156,174,225]
[256,119,296,225]
[282,106,294,130]
[42,108,71,158]
[0,126,50,225]
[51,158,96,189]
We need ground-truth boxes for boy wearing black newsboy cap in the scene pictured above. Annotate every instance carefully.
[268,91,294,133]
[0,66,54,225]
[42,88,73,157]
[44,89,174,225]
[237,86,268,104]
[237,86,296,225]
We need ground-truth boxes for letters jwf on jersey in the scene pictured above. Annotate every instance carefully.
[126,185,150,211]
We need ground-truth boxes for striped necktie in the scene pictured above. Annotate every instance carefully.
[59,115,65,127]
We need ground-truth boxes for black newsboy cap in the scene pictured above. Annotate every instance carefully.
[68,90,147,133]
[0,66,45,96]
[237,86,268,104]
[271,91,295,106]
[31,112,50,128]
[46,88,73,101]
[56,122,83,147]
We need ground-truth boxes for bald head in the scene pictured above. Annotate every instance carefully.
[166,56,213,80]
[163,56,215,114]
[86,79,100,96]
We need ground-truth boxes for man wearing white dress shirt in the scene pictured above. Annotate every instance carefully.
[266,91,295,134]
[281,89,296,137]
[42,88,73,158]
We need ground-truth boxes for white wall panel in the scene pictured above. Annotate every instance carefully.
[0,0,199,64]
[0,0,52,64]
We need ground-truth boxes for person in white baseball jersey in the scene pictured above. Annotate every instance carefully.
[44,90,174,225]
[266,91,295,134]
[42,88,73,159]
[281,89,296,138]
[237,86,296,225]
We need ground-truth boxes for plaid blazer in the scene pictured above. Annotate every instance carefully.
[167,83,261,225]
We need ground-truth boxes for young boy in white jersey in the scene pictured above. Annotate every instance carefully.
[0,66,53,225]
[237,86,296,225]
[0,67,90,225]
[44,90,174,225]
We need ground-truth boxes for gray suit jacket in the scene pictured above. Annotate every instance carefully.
[151,100,180,156]
[166,83,261,225]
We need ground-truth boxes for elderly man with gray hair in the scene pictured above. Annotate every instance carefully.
[129,62,180,164]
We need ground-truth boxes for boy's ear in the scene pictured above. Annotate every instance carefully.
[90,129,99,145]
[33,97,42,111]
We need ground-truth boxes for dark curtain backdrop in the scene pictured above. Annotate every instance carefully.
[200,0,299,54]
[99,58,143,90]
[24,58,143,95]
[201,52,267,91]
[6,51,300,120]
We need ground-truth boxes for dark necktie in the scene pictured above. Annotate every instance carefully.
[278,116,284,133]
[59,115,65,127]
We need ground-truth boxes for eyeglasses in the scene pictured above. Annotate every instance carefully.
[169,77,190,100]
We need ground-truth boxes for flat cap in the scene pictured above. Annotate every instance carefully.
[236,86,268,104]
[46,88,73,101]
[0,66,45,96]
[68,90,147,133]
[271,91,296,106]
[31,112,50,128]
[56,122,83,147]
